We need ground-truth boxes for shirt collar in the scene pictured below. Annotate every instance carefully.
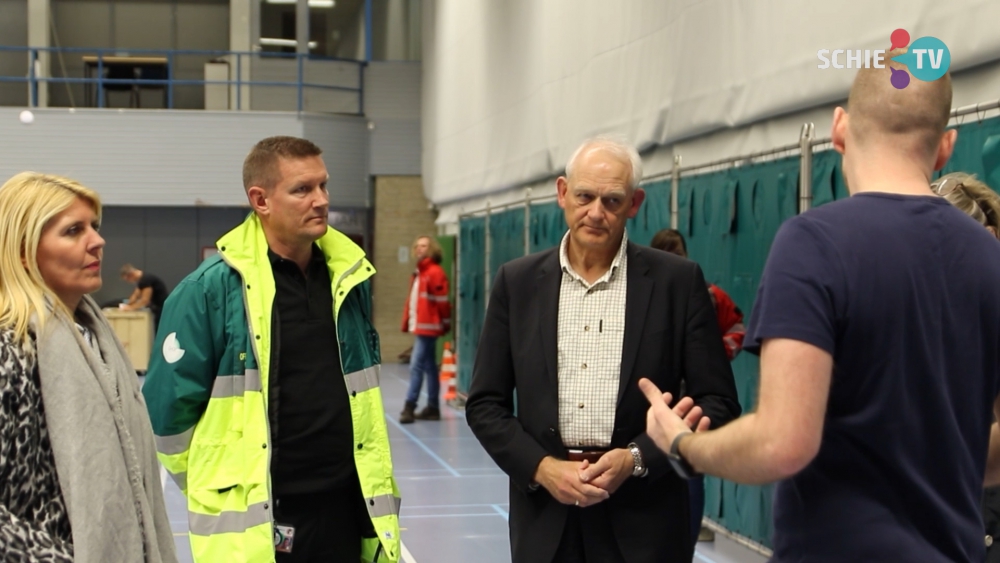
[267,243,325,268]
[558,229,629,284]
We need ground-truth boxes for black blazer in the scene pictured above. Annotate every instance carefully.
[466,242,741,563]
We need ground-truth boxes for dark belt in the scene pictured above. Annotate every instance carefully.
[566,449,610,464]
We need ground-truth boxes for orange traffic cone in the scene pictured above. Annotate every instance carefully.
[441,341,457,401]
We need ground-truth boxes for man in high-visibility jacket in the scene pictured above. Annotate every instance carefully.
[143,136,400,563]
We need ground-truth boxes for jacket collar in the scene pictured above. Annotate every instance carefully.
[217,213,372,286]
[417,256,436,272]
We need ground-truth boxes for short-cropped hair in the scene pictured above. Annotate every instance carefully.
[242,136,323,191]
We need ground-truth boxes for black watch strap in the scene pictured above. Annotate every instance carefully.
[668,432,698,479]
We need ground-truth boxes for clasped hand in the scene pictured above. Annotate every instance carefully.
[533,390,709,507]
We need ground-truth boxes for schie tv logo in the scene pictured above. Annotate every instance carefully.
[818,28,951,90]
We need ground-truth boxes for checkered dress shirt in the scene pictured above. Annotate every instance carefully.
[556,230,629,448]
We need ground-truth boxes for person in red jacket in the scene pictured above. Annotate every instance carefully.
[650,228,745,545]
[399,235,452,423]
[650,229,745,360]
[707,284,746,361]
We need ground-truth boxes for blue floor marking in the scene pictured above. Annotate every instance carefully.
[490,504,509,521]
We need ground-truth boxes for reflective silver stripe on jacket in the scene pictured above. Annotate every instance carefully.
[367,493,401,518]
[210,369,262,398]
[188,501,270,536]
[345,365,380,394]
[155,427,194,456]
[168,470,187,491]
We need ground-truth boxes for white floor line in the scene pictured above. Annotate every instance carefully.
[400,541,417,563]
[384,413,462,477]
[160,464,168,490]
[490,504,509,521]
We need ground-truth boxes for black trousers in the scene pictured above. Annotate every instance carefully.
[986,486,1000,563]
[551,503,627,563]
[273,481,375,563]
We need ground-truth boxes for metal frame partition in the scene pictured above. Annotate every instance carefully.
[456,132,815,304]
[457,96,1000,380]
[456,94,1000,335]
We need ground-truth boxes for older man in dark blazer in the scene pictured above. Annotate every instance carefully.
[466,136,742,563]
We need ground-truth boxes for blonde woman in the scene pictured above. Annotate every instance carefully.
[932,172,1000,237]
[931,172,1000,563]
[0,173,176,562]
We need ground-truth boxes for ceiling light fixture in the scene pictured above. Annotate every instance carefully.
[259,38,319,49]
[266,0,336,7]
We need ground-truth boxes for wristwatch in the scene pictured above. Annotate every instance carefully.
[667,432,698,480]
[627,442,648,478]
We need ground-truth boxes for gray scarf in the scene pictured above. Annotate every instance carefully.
[36,296,177,563]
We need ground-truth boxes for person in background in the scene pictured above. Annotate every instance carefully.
[930,172,1000,561]
[120,263,169,330]
[649,227,745,546]
[650,229,745,361]
[399,234,451,424]
[0,172,176,563]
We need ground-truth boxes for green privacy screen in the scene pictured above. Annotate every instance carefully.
[489,209,527,284]
[457,217,486,395]
[529,202,566,252]
[938,116,1000,184]
[454,114,1000,548]
[677,156,800,545]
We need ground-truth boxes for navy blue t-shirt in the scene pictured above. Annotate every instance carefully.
[745,193,1000,562]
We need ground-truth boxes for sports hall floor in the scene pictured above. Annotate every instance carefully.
[157,363,767,563]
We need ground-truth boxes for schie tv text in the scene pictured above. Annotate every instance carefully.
[817,50,886,69]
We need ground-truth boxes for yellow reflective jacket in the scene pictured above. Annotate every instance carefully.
[143,214,400,562]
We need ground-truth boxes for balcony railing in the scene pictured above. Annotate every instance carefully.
[0,46,365,114]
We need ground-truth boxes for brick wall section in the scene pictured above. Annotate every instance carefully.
[372,175,437,363]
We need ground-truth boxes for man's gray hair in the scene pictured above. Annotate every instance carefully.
[565,135,643,190]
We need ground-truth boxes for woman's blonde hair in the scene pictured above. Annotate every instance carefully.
[412,235,443,263]
[0,172,102,346]
[931,172,1000,234]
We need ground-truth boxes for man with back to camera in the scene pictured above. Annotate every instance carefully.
[640,52,1000,562]
[466,136,742,562]
[142,136,400,563]
[120,263,169,329]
